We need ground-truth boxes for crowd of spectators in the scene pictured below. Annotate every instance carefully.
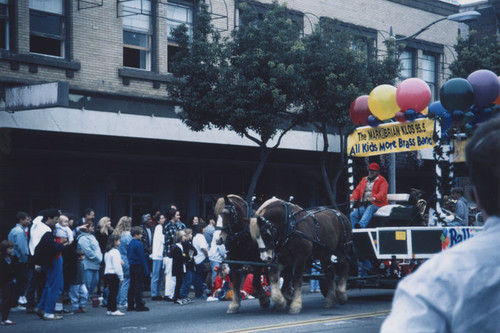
[0,204,261,326]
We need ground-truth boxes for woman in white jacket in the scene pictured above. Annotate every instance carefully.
[150,215,166,300]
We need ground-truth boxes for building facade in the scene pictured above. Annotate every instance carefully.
[0,0,472,236]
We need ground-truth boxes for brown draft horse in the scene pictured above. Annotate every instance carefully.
[214,194,271,314]
[249,198,353,314]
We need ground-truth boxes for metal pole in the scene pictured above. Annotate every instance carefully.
[389,153,396,194]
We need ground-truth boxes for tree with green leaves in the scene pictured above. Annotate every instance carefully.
[300,21,399,206]
[169,1,305,204]
[449,31,500,78]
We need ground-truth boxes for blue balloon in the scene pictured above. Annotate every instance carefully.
[428,101,447,117]
[405,109,417,121]
[367,115,380,127]
[429,102,452,140]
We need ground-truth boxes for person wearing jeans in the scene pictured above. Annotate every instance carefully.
[77,222,102,296]
[150,215,166,300]
[127,227,149,311]
[192,222,209,298]
[69,249,88,313]
[349,163,389,229]
[33,209,68,321]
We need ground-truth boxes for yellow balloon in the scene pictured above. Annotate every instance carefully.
[420,106,428,115]
[368,85,399,120]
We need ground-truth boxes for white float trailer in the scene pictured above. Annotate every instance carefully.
[345,193,482,290]
[305,193,482,295]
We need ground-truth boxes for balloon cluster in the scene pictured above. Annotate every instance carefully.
[349,69,500,137]
[439,69,500,137]
[350,78,431,127]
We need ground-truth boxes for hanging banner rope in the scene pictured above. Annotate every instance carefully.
[347,118,436,157]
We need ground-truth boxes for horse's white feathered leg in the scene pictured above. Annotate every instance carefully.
[323,260,337,308]
[336,262,349,305]
[289,260,306,314]
[270,264,286,310]
[227,267,242,314]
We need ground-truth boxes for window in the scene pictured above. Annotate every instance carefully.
[321,18,377,64]
[29,0,65,57]
[237,0,303,31]
[0,0,8,50]
[167,1,193,72]
[399,50,414,80]
[167,2,193,41]
[123,0,152,70]
[422,51,437,100]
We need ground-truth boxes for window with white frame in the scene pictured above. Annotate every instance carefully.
[123,0,152,70]
[29,0,65,57]
[167,1,193,72]
[399,50,414,80]
[422,51,437,100]
[167,2,193,41]
[0,0,8,50]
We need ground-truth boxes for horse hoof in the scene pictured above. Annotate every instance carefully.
[259,297,271,309]
[324,300,335,308]
[226,305,240,314]
[288,306,301,315]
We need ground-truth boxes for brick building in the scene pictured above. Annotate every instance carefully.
[0,0,478,235]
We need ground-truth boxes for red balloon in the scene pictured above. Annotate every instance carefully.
[350,95,371,126]
[395,110,406,122]
[396,78,431,112]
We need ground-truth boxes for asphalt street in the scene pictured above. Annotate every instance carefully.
[5,287,394,333]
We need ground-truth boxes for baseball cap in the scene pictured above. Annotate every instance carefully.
[368,163,380,171]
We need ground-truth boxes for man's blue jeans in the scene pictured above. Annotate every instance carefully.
[150,259,164,297]
[83,269,99,296]
[350,204,380,228]
[37,256,63,314]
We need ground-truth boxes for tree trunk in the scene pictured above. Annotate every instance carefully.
[246,144,272,206]
[319,124,348,208]
[319,123,336,206]
[329,127,347,206]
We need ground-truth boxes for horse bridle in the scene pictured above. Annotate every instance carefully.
[255,200,292,258]
[220,200,240,235]
[220,198,254,244]
[256,215,279,254]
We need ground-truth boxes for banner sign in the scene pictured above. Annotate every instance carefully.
[347,118,436,157]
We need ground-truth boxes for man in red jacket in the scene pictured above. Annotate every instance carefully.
[350,163,389,228]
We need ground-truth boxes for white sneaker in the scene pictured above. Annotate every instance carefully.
[106,311,112,315]
[18,296,27,305]
[10,305,26,312]
[111,310,125,316]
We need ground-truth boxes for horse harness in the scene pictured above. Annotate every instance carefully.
[219,198,253,248]
[258,200,352,263]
